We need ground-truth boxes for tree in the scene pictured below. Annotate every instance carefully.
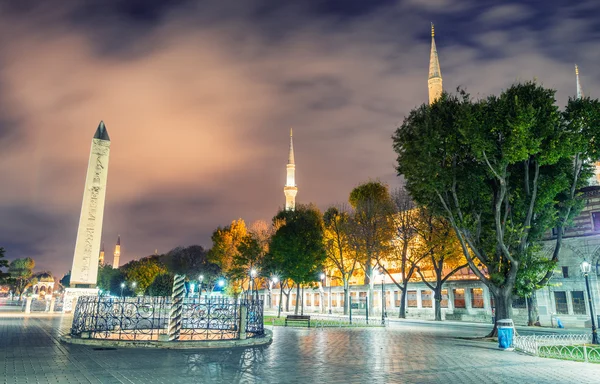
[147,273,175,296]
[234,234,265,298]
[208,219,248,292]
[382,188,429,318]
[413,209,467,321]
[162,246,221,289]
[348,181,394,314]
[323,205,358,315]
[393,84,600,334]
[59,271,71,288]
[121,256,167,295]
[269,204,326,314]
[0,247,9,282]
[8,258,36,298]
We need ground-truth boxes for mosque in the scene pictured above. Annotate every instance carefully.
[261,24,600,328]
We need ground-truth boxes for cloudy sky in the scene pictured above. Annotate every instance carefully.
[1,0,598,277]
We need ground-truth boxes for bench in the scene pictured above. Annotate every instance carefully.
[285,315,311,327]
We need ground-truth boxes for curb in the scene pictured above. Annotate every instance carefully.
[60,329,273,349]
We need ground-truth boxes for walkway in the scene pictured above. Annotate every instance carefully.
[1,315,599,383]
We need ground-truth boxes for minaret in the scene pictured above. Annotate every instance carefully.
[578,65,599,185]
[69,121,111,287]
[576,64,584,99]
[284,128,297,211]
[428,23,443,105]
[99,243,105,265]
[113,235,121,269]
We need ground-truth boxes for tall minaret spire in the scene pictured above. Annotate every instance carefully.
[578,65,599,186]
[428,23,443,104]
[99,243,105,265]
[113,235,121,269]
[284,128,297,211]
[576,64,584,99]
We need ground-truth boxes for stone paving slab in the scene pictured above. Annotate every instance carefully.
[1,315,599,383]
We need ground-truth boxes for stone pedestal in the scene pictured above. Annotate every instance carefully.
[63,288,98,313]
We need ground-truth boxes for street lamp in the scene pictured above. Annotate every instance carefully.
[250,268,257,301]
[120,282,125,298]
[198,275,204,299]
[131,282,137,296]
[581,261,598,344]
[320,273,326,314]
[379,267,386,326]
[327,274,332,314]
[272,276,281,317]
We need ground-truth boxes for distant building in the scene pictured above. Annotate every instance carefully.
[284,128,297,211]
[32,272,55,298]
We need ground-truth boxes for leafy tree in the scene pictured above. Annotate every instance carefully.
[121,256,167,295]
[0,247,9,282]
[59,271,71,288]
[97,264,122,294]
[208,219,248,292]
[269,204,326,314]
[161,245,221,293]
[381,188,429,318]
[147,273,174,296]
[233,234,265,298]
[393,84,600,334]
[323,205,358,315]
[348,181,394,314]
[8,258,36,298]
[413,209,467,321]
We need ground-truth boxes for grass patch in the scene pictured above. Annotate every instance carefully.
[263,315,287,326]
[538,344,600,363]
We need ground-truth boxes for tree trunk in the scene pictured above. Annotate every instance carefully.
[527,292,540,326]
[294,284,300,315]
[343,287,349,315]
[301,286,304,316]
[434,287,442,321]
[278,287,283,318]
[487,288,513,337]
[399,288,407,318]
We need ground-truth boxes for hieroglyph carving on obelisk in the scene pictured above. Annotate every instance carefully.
[70,121,111,287]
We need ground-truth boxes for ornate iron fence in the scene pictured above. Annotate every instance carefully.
[70,296,264,342]
[513,334,600,363]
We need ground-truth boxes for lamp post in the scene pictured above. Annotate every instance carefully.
[379,267,385,326]
[272,276,281,317]
[198,275,204,299]
[131,282,137,296]
[327,274,332,314]
[581,261,598,344]
[250,269,257,301]
[320,273,326,314]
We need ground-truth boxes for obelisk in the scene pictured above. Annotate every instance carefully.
[64,121,110,310]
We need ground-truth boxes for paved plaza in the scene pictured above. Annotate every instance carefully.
[1,315,600,383]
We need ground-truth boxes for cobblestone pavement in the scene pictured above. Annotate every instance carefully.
[1,315,599,384]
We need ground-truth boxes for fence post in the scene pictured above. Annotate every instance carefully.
[25,297,32,313]
[239,303,247,340]
[49,298,56,312]
[584,345,588,363]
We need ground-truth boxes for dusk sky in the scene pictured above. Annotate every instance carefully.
[1,0,599,277]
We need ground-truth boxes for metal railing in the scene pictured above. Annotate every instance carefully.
[311,315,387,328]
[514,334,600,362]
[70,296,264,342]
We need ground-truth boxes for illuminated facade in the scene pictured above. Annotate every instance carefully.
[428,23,443,105]
[99,243,105,265]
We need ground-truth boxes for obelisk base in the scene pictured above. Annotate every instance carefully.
[63,288,98,313]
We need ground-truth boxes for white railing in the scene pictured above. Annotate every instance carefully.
[311,315,387,328]
[514,334,600,362]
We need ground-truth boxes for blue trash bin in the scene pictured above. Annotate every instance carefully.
[497,319,514,350]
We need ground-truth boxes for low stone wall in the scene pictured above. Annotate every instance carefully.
[61,329,273,349]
